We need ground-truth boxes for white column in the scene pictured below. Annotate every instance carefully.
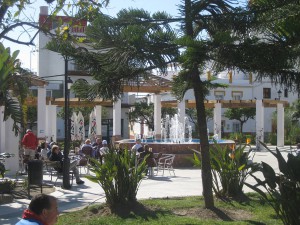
[46,105,57,142]
[4,117,19,175]
[95,105,102,137]
[0,106,5,152]
[277,103,284,147]
[153,94,162,138]
[37,87,47,139]
[256,100,264,147]
[113,100,121,140]
[178,100,186,126]
[213,102,222,139]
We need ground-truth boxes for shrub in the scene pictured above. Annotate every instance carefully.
[86,148,147,208]
[268,133,277,145]
[0,162,6,178]
[287,125,300,145]
[245,143,300,225]
[0,179,16,194]
[193,142,259,197]
[229,132,244,143]
[284,140,291,145]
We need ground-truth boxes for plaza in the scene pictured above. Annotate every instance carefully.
[1,5,296,178]
[0,145,292,225]
[1,2,300,225]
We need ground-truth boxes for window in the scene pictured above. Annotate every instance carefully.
[284,88,288,98]
[263,88,271,99]
[233,95,241,100]
[214,91,225,100]
[232,122,240,132]
[232,91,243,100]
[69,61,85,71]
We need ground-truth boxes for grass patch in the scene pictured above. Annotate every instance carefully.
[57,193,282,225]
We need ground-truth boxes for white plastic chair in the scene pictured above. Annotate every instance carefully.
[156,154,176,176]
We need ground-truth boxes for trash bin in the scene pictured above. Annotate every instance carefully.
[27,160,43,198]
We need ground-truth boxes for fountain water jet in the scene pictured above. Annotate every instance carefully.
[161,114,192,143]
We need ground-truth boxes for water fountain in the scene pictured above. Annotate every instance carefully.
[117,114,234,167]
[161,114,192,143]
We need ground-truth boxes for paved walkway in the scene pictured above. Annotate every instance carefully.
[0,146,293,225]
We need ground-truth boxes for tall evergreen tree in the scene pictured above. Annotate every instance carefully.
[69,1,237,208]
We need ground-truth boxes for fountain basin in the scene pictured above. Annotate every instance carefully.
[116,139,235,167]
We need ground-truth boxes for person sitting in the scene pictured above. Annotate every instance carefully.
[98,140,109,164]
[47,142,57,159]
[40,142,50,160]
[131,139,144,153]
[49,145,84,185]
[16,194,59,225]
[80,139,95,158]
[92,138,102,160]
[139,145,156,176]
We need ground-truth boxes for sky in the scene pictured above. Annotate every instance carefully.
[4,0,181,73]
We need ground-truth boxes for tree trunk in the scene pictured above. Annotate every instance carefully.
[240,121,244,133]
[185,0,214,208]
[192,75,214,208]
[63,58,71,189]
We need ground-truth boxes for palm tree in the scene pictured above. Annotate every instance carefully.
[0,43,28,135]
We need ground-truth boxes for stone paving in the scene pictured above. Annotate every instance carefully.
[0,145,295,225]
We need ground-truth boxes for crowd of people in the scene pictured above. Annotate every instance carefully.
[21,129,111,185]
[21,129,161,178]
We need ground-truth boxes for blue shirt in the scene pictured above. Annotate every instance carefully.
[80,144,95,157]
[16,218,44,225]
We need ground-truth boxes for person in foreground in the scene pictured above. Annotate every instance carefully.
[16,194,59,225]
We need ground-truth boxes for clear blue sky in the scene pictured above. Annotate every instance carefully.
[4,0,181,72]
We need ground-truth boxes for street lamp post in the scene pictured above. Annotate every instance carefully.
[62,58,73,189]
[277,90,282,100]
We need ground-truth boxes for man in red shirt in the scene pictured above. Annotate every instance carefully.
[22,129,38,160]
